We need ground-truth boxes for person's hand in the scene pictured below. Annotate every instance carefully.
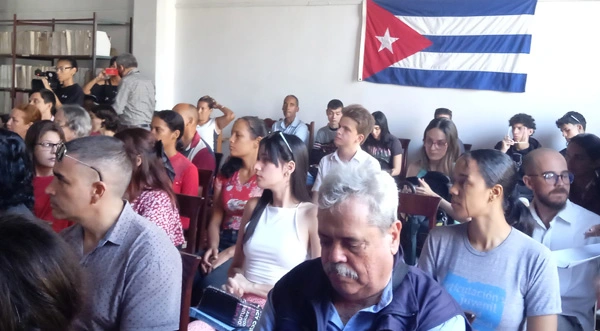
[201,247,219,274]
[415,178,439,198]
[584,224,600,238]
[95,70,107,82]
[223,273,252,297]
[500,135,514,153]
[41,77,51,89]
[213,101,223,110]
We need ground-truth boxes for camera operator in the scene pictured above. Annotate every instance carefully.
[82,56,120,105]
[41,57,84,107]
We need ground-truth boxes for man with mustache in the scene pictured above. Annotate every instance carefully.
[256,165,470,330]
[524,148,600,331]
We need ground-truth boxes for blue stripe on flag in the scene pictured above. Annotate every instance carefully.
[374,0,537,17]
[365,67,527,92]
[423,35,532,54]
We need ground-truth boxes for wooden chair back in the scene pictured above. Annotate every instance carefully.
[176,194,205,254]
[398,193,441,230]
[264,118,276,133]
[464,143,473,152]
[180,252,201,331]
[306,121,315,148]
[398,138,411,179]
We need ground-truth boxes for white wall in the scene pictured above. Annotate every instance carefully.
[173,0,600,160]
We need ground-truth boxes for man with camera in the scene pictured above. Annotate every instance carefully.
[112,53,156,129]
[40,57,84,107]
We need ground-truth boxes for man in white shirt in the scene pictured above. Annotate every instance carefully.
[312,104,380,202]
[271,95,309,144]
[523,148,600,331]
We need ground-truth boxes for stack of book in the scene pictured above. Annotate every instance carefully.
[0,30,111,56]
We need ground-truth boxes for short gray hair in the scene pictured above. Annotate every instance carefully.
[61,105,91,138]
[318,164,398,231]
[115,53,138,69]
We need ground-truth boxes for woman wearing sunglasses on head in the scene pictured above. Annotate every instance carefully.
[188,132,320,331]
[41,57,84,107]
[24,120,72,232]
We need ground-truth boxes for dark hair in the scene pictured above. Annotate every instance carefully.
[284,94,299,106]
[434,108,453,119]
[0,129,34,211]
[556,111,586,130]
[243,133,311,243]
[32,88,57,115]
[90,105,120,133]
[569,133,600,162]
[419,118,460,176]
[24,120,66,169]
[109,56,118,67]
[220,116,268,179]
[462,149,534,236]
[0,214,84,331]
[153,110,185,152]
[115,128,177,204]
[327,99,343,110]
[57,57,78,71]
[197,95,216,109]
[372,111,391,137]
[509,113,536,131]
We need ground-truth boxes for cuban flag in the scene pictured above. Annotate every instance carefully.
[358,0,537,92]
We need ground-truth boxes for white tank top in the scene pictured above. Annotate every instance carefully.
[243,203,308,285]
[196,117,217,151]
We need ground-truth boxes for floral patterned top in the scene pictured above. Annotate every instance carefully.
[131,189,185,246]
[215,171,263,230]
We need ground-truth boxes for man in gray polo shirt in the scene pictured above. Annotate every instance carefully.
[113,53,156,128]
[46,136,181,330]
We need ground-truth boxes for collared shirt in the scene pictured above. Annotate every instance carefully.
[113,69,156,126]
[272,117,309,144]
[183,131,216,172]
[61,202,182,331]
[312,148,381,192]
[258,277,466,331]
[530,199,600,331]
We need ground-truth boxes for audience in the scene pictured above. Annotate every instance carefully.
[195,116,266,304]
[565,133,600,215]
[556,111,586,156]
[173,103,216,173]
[0,214,84,331]
[113,53,155,128]
[24,120,72,232]
[6,104,41,138]
[312,104,379,201]
[433,107,465,154]
[83,56,121,105]
[151,110,200,212]
[48,136,182,330]
[271,95,309,144]
[189,133,319,330]
[54,104,92,141]
[29,88,56,120]
[115,128,185,246]
[89,104,120,136]
[419,149,560,330]
[313,98,343,157]
[42,57,84,106]
[0,129,34,217]
[196,95,236,151]
[523,148,600,331]
[362,110,403,178]
[258,165,469,330]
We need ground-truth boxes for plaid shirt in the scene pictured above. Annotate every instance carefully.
[113,69,155,126]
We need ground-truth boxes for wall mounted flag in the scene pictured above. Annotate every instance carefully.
[358,0,538,92]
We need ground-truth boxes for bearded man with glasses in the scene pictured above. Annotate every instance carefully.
[523,148,600,331]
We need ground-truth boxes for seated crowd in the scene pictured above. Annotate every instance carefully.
[2,52,600,331]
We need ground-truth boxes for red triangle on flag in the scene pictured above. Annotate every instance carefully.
[362,0,433,80]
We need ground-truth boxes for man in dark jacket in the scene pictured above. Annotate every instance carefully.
[256,165,471,330]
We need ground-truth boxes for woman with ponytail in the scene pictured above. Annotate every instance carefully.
[115,128,184,246]
[418,149,561,331]
[189,132,319,331]
[151,110,199,202]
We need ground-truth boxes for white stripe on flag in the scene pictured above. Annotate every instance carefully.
[392,52,528,74]
[395,15,533,36]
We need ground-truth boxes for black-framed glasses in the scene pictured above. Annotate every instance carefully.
[56,143,104,182]
[36,142,62,150]
[528,171,574,185]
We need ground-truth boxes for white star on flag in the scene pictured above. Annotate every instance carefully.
[376,28,399,53]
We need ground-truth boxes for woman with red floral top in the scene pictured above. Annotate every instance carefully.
[24,120,72,232]
[115,128,185,246]
[191,116,267,302]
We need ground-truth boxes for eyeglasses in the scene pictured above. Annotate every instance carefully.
[269,131,293,154]
[424,140,448,148]
[36,142,62,150]
[55,66,73,72]
[56,143,104,182]
[528,171,574,185]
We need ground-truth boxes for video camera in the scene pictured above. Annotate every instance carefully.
[32,69,59,91]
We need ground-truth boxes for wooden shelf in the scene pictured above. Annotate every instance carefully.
[0,87,33,92]
[0,54,112,60]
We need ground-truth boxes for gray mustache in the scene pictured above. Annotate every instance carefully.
[324,263,358,280]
